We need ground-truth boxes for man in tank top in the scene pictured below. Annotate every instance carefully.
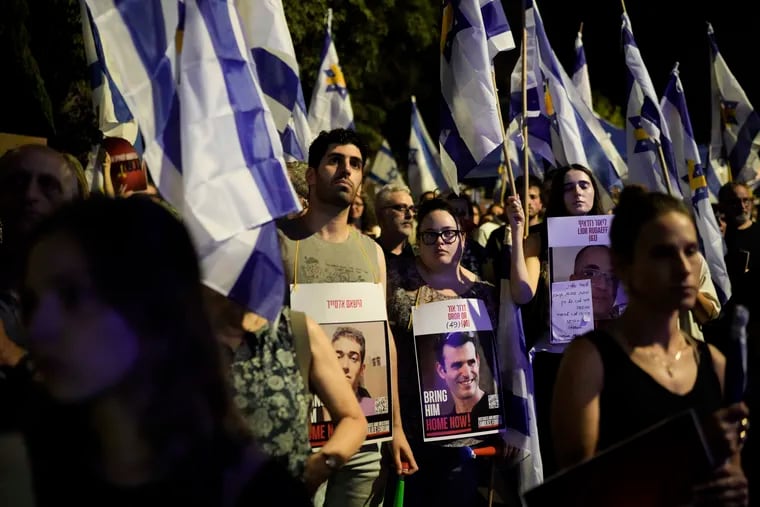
[278,129,418,507]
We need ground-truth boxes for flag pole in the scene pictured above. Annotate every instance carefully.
[491,70,516,206]
[657,144,674,196]
[521,1,529,239]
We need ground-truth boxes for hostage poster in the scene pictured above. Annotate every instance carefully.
[547,215,626,344]
[412,298,505,442]
[291,282,392,448]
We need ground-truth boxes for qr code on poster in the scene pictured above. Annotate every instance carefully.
[375,396,388,414]
[488,394,499,409]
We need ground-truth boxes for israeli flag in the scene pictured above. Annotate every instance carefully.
[661,65,731,303]
[571,26,593,111]
[440,0,515,182]
[708,22,760,185]
[368,139,404,188]
[85,0,301,322]
[409,96,448,199]
[307,9,354,136]
[79,0,139,144]
[622,12,681,197]
[236,0,312,161]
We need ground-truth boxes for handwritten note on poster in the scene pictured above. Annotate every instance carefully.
[551,280,594,344]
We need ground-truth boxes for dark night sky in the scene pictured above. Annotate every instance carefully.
[496,1,760,145]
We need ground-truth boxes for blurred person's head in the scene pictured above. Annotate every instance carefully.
[718,182,753,229]
[286,160,309,210]
[546,164,604,218]
[419,190,437,204]
[515,175,545,224]
[471,202,482,227]
[22,196,247,464]
[0,145,79,247]
[445,192,476,233]
[487,203,504,220]
[610,186,699,313]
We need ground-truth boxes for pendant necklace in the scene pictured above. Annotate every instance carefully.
[643,338,691,378]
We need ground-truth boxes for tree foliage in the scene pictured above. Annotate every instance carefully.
[284,0,440,160]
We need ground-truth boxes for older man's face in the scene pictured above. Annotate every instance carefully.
[0,147,77,238]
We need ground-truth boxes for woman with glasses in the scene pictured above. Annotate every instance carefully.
[506,163,606,477]
[383,198,516,505]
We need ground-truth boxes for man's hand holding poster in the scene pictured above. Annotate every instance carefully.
[291,283,392,448]
[547,216,627,344]
[412,299,505,442]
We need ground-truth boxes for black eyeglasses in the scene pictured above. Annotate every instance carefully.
[419,229,462,245]
[383,204,417,215]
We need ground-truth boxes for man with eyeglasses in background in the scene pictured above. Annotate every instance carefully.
[568,245,618,321]
[374,184,417,263]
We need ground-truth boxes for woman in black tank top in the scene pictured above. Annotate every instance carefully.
[551,187,748,505]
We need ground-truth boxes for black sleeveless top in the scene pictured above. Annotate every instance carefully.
[583,331,723,452]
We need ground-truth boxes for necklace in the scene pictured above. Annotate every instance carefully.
[638,338,692,378]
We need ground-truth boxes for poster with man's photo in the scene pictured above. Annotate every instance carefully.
[547,215,627,344]
[291,283,392,448]
[412,299,505,442]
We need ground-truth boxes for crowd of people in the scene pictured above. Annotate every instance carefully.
[0,129,753,506]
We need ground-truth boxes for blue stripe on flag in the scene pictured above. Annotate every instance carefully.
[196,0,296,218]
[729,111,760,177]
[87,5,133,123]
[281,124,305,161]
[414,105,448,189]
[481,0,509,39]
[572,42,586,74]
[505,390,530,436]
[116,0,181,170]
[379,144,393,157]
[440,95,477,180]
[251,48,300,111]
[228,221,285,325]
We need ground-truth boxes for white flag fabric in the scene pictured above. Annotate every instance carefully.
[85,0,301,322]
[571,29,593,111]
[622,12,681,197]
[708,23,760,186]
[511,0,626,204]
[79,0,139,145]
[440,0,515,183]
[661,66,731,303]
[409,96,449,199]
[307,9,354,136]
[368,139,405,188]
[236,0,312,161]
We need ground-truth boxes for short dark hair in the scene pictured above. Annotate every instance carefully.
[514,175,544,201]
[415,198,462,235]
[546,164,605,218]
[307,129,368,174]
[435,331,479,369]
[332,326,367,363]
[610,185,693,264]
